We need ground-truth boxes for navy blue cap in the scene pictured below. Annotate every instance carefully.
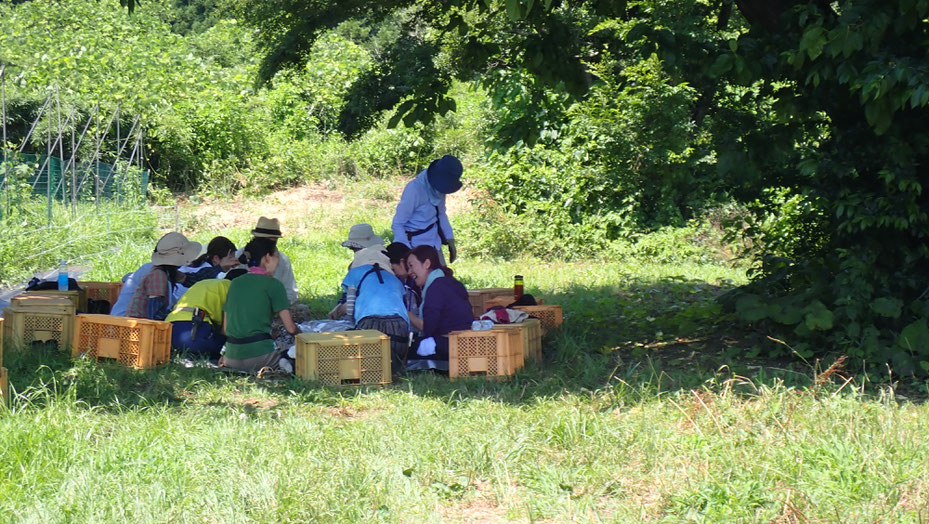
[426,155,463,194]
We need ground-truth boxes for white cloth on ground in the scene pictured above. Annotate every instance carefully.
[416,336,437,357]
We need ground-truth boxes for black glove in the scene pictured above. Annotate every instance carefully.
[447,238,457,264]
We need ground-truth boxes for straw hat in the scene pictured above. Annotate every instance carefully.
[341,223,385,250]
[151,232,201,267]
[252,216,283,238]
[350,246,394,274]
[426,155,463,194]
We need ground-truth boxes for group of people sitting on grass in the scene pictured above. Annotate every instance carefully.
[109,155,475,376]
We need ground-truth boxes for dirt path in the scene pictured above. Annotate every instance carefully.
[178,177,474,236]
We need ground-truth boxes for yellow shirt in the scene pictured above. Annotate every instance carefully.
[165,279,231,326]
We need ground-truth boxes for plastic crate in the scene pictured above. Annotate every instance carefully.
[79,282,123,313]
[448,329,521,379]
[295,330,391,386]
[24,289,87,312]
[513,305,563,334]
[483,295,514,311]
[72,314,172,369]
[493,318,543,363]
[3,295,76,350]
[467,288,512,319]
[482,295,547,315]
[0,367,7,406]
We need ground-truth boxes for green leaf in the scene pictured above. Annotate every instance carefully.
[708,54,733,78]
[506,0,523,21]
[736,294,769,322]
[800,26,827,61]
[388,100,415,129]
[804,300,834,331]
[871,297,903,319]
[898,319,929,352]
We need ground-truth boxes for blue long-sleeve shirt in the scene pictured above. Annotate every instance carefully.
[391,170,454,251]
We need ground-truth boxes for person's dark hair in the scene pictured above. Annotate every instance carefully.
[224,268,247,280]
[190,236,236,267]
[386,242,411,265]
[408,244,453,277]
[240,237,278,267]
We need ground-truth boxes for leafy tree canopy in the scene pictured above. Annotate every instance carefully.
[114,0,929,374]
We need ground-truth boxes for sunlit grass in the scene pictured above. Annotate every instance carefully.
[2,182,925,522]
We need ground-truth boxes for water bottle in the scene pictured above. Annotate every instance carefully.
[471,319,494,331]
[57,260,68,291]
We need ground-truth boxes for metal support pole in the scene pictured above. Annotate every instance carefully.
[18,96,50,153]
[1,65,6,218]
[47,97,52,224]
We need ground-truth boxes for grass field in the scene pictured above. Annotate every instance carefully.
[2,181,928,522]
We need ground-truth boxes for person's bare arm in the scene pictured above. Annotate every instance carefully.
[408,311,424,331]
[278,308,301,336]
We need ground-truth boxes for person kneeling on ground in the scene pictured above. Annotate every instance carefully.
[405,245,472,371]
[341,246,410,376]
[127,233,201,320]
[172,236,239,303]
[222,238,301,374]
[167,268,246,360]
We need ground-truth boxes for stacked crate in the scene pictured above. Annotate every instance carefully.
[2,294,76,350]
[492,318,543,363]
[71,314,172,369]
[79,282,123,314]
[0,366,7,405]
[513,305,563,334]
[24,288,87,312]
[295,330,391,386]
[0,317,6,404]
[466,288,512,319]
[447,328,523,379]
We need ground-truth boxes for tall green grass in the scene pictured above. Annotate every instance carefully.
[0,198,164,286]
[2,181,926,521]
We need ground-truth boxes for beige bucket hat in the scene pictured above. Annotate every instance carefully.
[151,232,201,267]
[341,223,384,250]
[350,246,394,274]
[252,216,283,238]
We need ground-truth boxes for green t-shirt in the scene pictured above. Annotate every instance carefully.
[222,273,290,360]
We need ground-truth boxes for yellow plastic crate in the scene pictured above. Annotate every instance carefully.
[24,289,87,312]
[493,318,543,363]
[3,295,76,350]
[448,329,521,379]
[467,288,512,319]
[79,281,123,312]
[296,330,391,386]
[72,314,172,369]
[0,367,7,406]
[513,305,563,334]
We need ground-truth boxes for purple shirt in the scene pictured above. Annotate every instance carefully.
[420,275,472,359]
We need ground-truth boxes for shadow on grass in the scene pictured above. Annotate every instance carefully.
[2,276,839,412]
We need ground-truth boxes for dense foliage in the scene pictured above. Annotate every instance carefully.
[235,0,929,374]
[0,0,457,192]
[3,0,928,374]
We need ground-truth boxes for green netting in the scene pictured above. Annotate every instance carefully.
[2,153,148,201]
